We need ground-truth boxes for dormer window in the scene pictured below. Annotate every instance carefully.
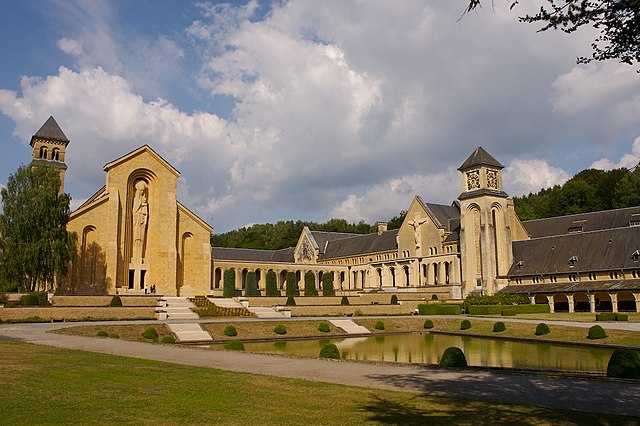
[568,256,578,267]
[515,260,524,271]
[633,250,640,262]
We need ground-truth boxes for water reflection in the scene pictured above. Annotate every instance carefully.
[241,333,614,372]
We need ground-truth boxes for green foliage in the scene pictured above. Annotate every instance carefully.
[273,324,287,335]
[439,347,467,368]
[142,327,158,340]
[109,333,120,339]
[304,271,317,296]
[96,330,108,338]
[596,313,628,322]
[418,304,461,315]
[265,270,279,296]
[354,309,363,316]
[535,323,550,336]
[19,292,48,306]
[285,272,298,296]
[462,293,530,309]
[0,165,76,292]
[224,340,245,351]
[340,296,350,306]
[423,319,434,329]
[224,325,237,337]
[109,295,123,307]
[319,343,341,359]
[493,322,506,333]
[0,292,8,305]
[386,210,407,230]
[374,321,385,330]
[318,322,330,333]
[607,349,640,379]
[161,336,176,344]
[244,271,258,296]
[460,320,471,330]
[390,295,399,305]
[587,325,607,340]
[321,273,335,296]
[285,296,296,306]
[223,269,235,298]
[468,304,550,316]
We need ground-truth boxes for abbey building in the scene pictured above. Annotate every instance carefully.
[29,117,640,312]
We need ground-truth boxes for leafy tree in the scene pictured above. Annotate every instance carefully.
[304,271,317,296]
[223,269,235,298]
[0,165,76,292]
[285,271,298,296]
[265,270,279,296]
[465,1,640,70]
[244,271,258,296]
[322,272,335,296]
[614,167,640,208]
[387,210,407,230]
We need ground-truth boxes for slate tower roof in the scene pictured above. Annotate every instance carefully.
[458,146,503,171]
[30,116,69,146]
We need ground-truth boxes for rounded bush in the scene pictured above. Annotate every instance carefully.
[318,322,330,333]
[374,321,385,330]
[319,343,341,359]
[460,319,471,330]
[535,323,550,336]
[340,296,350,306]
[161,335,176,344]
[224,325,238,337]
[142,327,158,340]
[109,333,120,339]
[390,295,399,305]
[274,324,287,335]
[285,296,296,306]
[440,347,468,368]
[587,325,607,340]
[423,319,434,329]
[607,348,640,379]
[96,330,108,338]
[109,295,123,307]
[493,321,506,333]
[224,340,245,351]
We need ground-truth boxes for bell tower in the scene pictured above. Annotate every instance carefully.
[29,116,69,193]
[457,147,514,297]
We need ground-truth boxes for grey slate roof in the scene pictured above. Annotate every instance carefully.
[498,280,640,294]
[508,226,640,276]
[309,230,360,253]
[522,207,640,238]
[416,198,460,231]
[458,146,503,171]
[318,229,399,260]
[212,247,294,263]
[31,116,69,144]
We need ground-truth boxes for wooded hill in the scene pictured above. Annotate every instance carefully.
[212,166,640,249]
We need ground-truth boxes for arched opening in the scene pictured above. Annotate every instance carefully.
[179,233,194,292]
[51,148,60,161]
[389,267,396,287]
[433,263,439,285]
[617,291,637,312]
[573,292,590,312]
[279,270,288,289]
[553,293,569,312]
[403,265,410,287]
[534,294,548,305]
[340,271,345,290]
[594,291,612,312]
[377,268,383,287]
[241,268,249,290]
[444,261,450,284]
[39,146,48,159]
[214,268,222,289]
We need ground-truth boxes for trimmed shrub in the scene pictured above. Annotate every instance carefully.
[616,313,629,321]
[224,325,238,337]
[318,322,331,333]
[265,270,279,296]
[535,323,550,336]
[97,330,108,338]
[223,269,236,298]
[418,303,461,315]
[462,293,531,310]
[468,304,550,316]
[19,292,48,306]
[596,313,629,322]
[587,325,607,339]
[274,324,287,335]
[493,321,506,332]
[245,271,258,296]
[224,340,245,351]
[319,343,341,359]
[374,321,385,330]
[460,319,471,330]
[390,295,399,305]
[340,296,350,306]
[304,271,318,296]
[161,335,176,344]
[142,327,158,340]
[440,347,467,368]
[423,319,434,329]
[285,296,296,306]
[109,333,120,339]
[109,295,123,307]
[285,272,298,296]
[354,309,364,316]
[322,273,335,296]
[607,349,640,379]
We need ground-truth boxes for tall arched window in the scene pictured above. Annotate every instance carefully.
[39,146,48,159]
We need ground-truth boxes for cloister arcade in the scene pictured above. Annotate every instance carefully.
[531,290,640,313]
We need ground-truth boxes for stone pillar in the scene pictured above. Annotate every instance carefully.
[611,293,618,313]
[547,295,554,313]
[589,294,596,313]
[439,262,446,286]
[567,294,575,313]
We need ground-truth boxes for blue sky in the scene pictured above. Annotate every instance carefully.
[1,1,639,233]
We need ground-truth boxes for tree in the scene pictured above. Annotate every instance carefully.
[265,270,279,296]
[0,165,76,292]
[285,271,298,296]
[465,1,640,71]
[304,271,318,296]
[223,269,235,297]
[613,166,640,208]
[245,271,258,296]
[322,272,335,296]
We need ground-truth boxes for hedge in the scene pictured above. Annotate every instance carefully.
[109,295,123,307]
[285,272,298,296]
[304,271,318,296]
[596,313,628,322]
[587,325,607,339]
[223,269,236,298]
[322,273,335,296]
[418,304,461,315]
[285,296,296,306]
[468,304,550,316]
[245,271,258,297]
[340,296,350,306]
[19,292,49,306]
[265,270,279,296]
[462,293,531,309]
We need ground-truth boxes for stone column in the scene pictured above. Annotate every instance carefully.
[439,262,447,286]
[589,293,596,313]
[611,293,618,313]
[547,295,554,313]
[567,294,575,313]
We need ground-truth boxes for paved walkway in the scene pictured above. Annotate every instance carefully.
[1,319,640,417]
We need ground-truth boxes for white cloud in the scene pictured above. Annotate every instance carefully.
[591,136,640,170]
[503,159,570,196]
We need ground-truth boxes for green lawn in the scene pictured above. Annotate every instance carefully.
[0,340,636,425]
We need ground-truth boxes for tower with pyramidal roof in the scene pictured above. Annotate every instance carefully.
[29,116,69,193]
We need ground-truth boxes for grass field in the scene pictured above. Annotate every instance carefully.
[0,340,636,425]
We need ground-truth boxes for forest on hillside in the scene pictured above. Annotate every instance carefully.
[212,166,640,249]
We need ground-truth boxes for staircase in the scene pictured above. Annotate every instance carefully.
[209,297,286,318]
[157,296,199,320]
[330,319,371,334]
[166,323,212,343]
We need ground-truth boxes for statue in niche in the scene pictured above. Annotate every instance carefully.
[407,213,427,250]
[132,180,149,263]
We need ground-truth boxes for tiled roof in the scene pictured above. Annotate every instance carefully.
[32,116,69,143]
[416,198,460,231]
[212,247,294,263]
[309,230,360,253]
[319,229,399,260]
[458,146,503,171]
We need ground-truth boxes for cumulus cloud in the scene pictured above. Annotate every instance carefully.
[503,159,570,196]
[591,136,640,170]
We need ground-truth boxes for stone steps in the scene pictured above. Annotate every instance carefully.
[247,306,287,318]
[208,298,245,309]
[329,319,371,334]
[166,323,212,342]
[157,297,199,320]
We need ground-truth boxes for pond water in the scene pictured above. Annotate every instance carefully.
[240,333,614,372]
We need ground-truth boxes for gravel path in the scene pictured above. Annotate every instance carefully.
[1,319,640,417]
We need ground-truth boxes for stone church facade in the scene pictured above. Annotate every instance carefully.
[27,117,640,311]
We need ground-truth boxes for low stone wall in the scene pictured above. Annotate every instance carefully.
[286,301,422,317]
[51,296,159,307]
[0,307,157,321]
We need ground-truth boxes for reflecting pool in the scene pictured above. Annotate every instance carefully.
[241,333,614,372]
